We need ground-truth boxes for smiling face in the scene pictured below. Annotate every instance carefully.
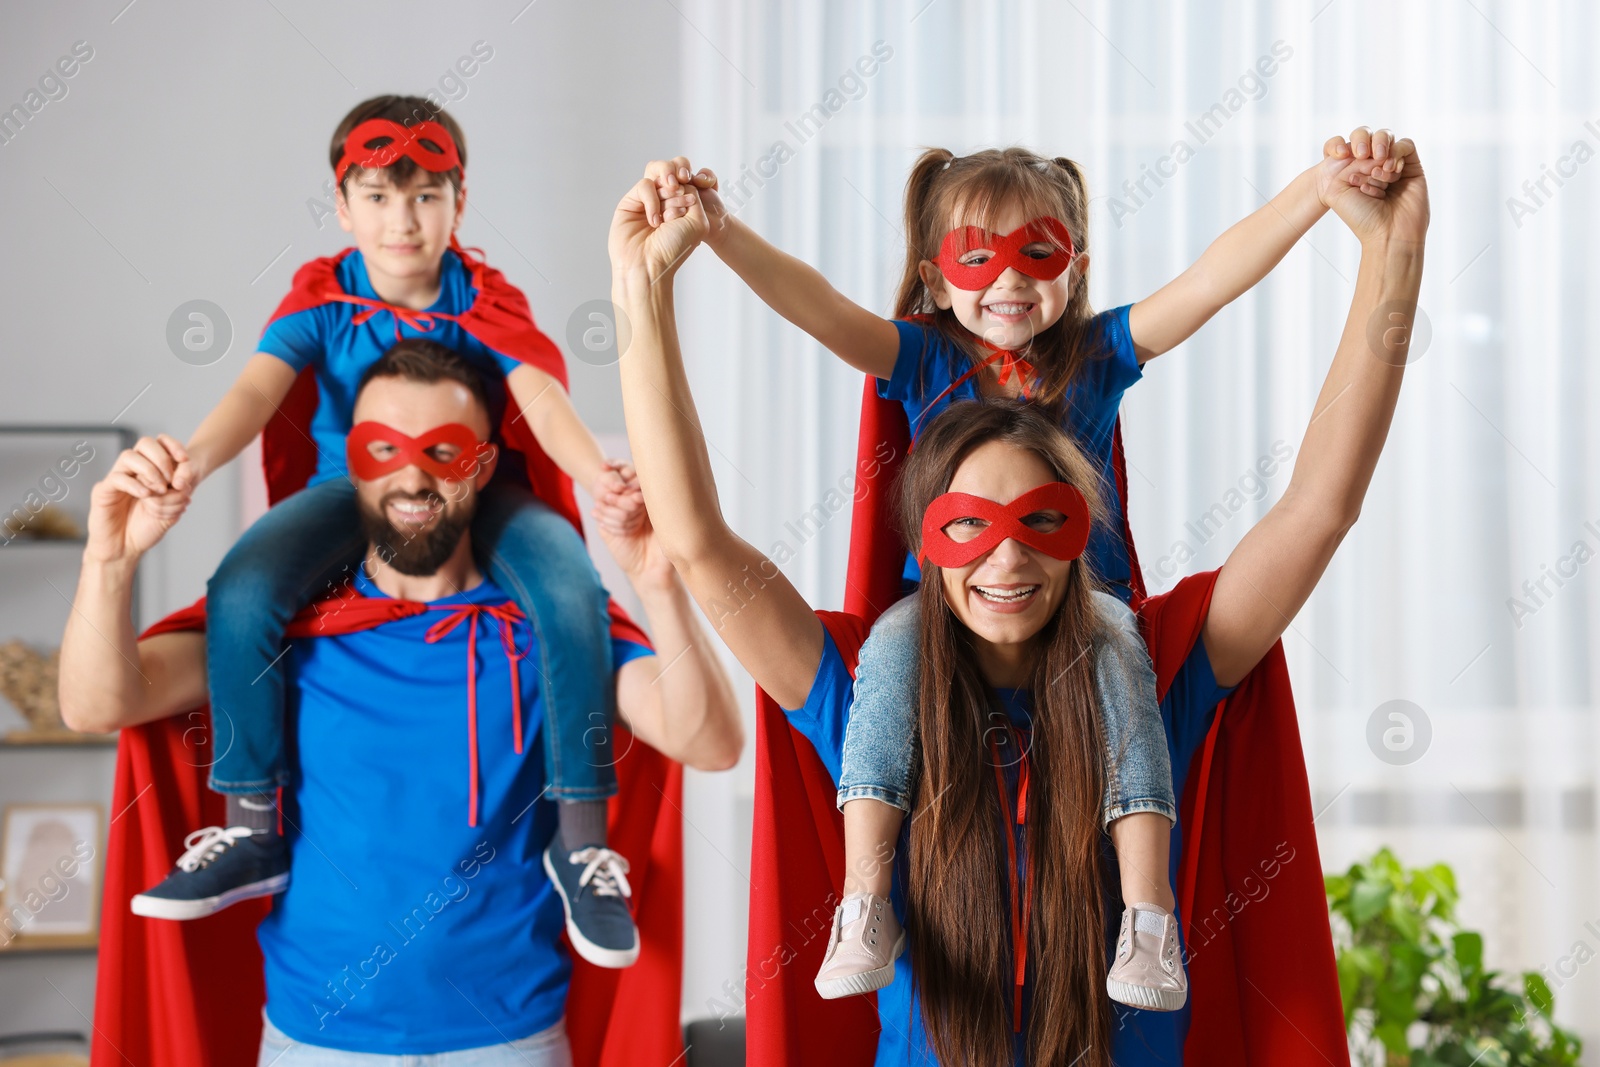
[336,168,464,288]
[919,199,1084,352]
[349,374,494,576]
[933,439,1079,652]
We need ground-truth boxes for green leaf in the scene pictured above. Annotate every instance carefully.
[1524,971,1554,1017]
[1374,1018,1409,1056]
[1352,878,1392,925]
[1453,931,1483,977]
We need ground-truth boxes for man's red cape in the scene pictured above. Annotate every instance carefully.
[91,249,687,1066]
[745,380,1349,1064]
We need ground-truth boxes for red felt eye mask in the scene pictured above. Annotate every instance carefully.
[935,216,1077,291]
[346,422,492,482]
[335,119,463,185]
[919,482,1091,569]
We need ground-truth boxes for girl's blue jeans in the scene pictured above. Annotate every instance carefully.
[204,477,616,802]
[838,591,1176,827]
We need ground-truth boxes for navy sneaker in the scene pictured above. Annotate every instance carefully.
[130,826,289,920]
[542,839,640,968]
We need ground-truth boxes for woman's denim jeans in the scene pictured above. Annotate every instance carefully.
[837,591,1176,827]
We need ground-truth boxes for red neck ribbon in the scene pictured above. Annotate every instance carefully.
[346,421,493,483]
[990,726,1033,1033]
[935,216,1076,291]
[919,482,1091,569]
[335,118,463,185]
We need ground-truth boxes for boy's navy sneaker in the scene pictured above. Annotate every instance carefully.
[130,826,289,921]
[542,838,640,968]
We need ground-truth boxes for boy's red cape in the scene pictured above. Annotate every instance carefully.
[91,253,686,1067]
[745,380,1350,1065]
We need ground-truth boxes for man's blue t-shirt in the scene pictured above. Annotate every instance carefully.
[258,570,652,1054]
[258,249,524,487]
[880,309,1143,600]
[784,611,1233,1066]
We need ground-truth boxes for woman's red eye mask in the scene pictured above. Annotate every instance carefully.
[919,482,1091,569]
[346,422,493,482]
[935,216,1077,292]
[335,119,463,185]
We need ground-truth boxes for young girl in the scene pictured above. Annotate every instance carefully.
[126,97,647,969]
[645,128,1409,1007]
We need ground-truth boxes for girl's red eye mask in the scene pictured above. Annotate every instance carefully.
[346,422,493,482]
[335,119,463,185]
[935,216,1077,292]
[919,482,1091,569]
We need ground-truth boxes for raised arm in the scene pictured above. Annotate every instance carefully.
[645,158,901,380]
[1202,141,1426,687]
[183,353,300,487]
[58,436,209,734]
[600,516,743,771]
[1129,128,1410,363]
[610,176,825,710]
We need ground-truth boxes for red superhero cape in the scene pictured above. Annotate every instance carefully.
[259,245,577,522]
[746,379,1348,1065]
[92,592,685,1067]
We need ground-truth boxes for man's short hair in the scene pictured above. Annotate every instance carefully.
[356,339,491,419]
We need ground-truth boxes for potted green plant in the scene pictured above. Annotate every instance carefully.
[1326,847,1582,1066]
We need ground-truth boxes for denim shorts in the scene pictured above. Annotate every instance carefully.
[257,1013,572,1066]
[837,591,1176,827]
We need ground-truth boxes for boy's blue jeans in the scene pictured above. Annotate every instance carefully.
[838,590,1176,827]
[205,477,616,802]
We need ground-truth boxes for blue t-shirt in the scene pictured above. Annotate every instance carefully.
[259,249,525,487]
[880,310,1143,599]
[259,571,653,1054]
[784,613,1233,1066]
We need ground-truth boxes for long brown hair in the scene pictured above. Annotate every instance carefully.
[894,147,1100,421]
[897,400,1115,1066]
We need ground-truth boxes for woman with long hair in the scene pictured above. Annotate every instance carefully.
[607,141,1426,1065]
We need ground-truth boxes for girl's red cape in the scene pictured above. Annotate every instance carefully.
[745,380,1350,1065]
[90,253,685,1067]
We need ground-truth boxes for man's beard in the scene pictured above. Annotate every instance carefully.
[358,489,474,577]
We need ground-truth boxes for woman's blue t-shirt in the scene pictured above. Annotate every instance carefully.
[784,618,1233,1066]
[880,309,1143,601]
[258,249,525,487]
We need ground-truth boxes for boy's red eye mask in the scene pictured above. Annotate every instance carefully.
[346,422,491,482]
[935,216,1077,291]
[919,482,1091,568]
[335,119,463,184]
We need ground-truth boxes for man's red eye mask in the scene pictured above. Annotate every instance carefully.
[935,216,1077,292]
[335,119,463,185]
[346,422,492,482]
[919,482,1091,569]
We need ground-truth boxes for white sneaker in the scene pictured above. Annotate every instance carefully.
[813,892,904,1000]
[1106,902,1187,1011]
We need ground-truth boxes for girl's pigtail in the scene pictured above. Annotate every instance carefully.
[893,147,958,319]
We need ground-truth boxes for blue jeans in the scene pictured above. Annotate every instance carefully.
[837,591,1176,827]
[258,1014,572,1065]
[207,478,617,802]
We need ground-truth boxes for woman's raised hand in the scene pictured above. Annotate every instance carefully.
[609,169,709,289]
[1320,127,1429,246]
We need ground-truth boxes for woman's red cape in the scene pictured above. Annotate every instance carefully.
[89,253,686,1067]
[744,380,1350,1065]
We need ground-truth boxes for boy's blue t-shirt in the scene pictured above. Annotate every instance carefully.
[258,249,525,487]
[880,309,1143,600]
[258,570,652,1054]
[785,615,1233,1066]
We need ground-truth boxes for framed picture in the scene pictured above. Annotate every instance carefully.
[0,803,102,949]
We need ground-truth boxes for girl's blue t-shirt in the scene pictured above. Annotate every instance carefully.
[785,616,1233,1066]
[258,570,652,1054]
[258,249,525,487]
[881,310,1143,600]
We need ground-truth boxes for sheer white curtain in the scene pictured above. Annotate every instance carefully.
[674,0,1600,1041]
